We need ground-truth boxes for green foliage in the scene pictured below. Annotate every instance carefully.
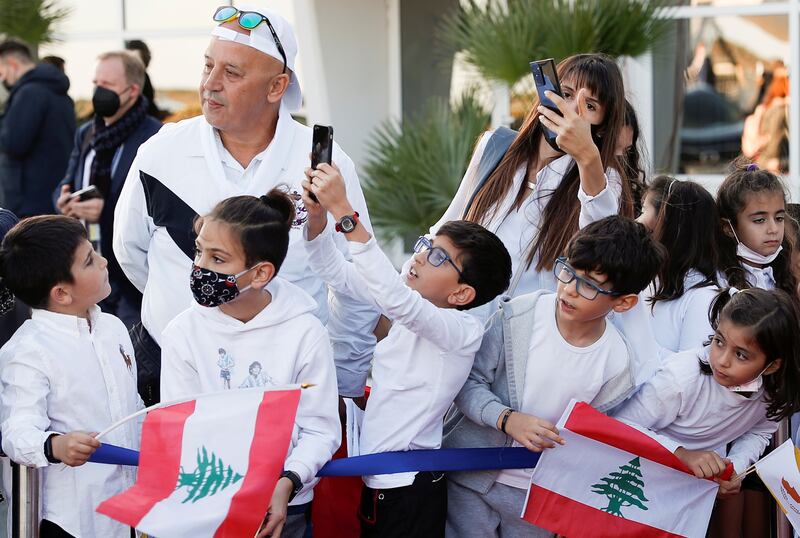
[362,90,490,240]
[439,0,671,86]
[176,446,243,503]
[0,0,70,48]
[590,457,649,517]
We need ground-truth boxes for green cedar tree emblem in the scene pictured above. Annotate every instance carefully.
[590,457,650,517]
[175,446,243,503]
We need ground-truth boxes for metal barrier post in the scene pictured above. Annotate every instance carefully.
[774,419,792,538]
[10,461,39,538]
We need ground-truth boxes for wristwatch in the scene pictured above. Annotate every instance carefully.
[44,434,61,464]
[335,212,359,233]
[280,470,303,502]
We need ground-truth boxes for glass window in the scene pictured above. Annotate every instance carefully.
[653,14,789,175]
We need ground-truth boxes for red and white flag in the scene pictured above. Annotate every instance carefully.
[755,438,800,532]
[97,387,300,537]
[523,400,729,537]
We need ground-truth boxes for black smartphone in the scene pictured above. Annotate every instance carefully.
[530,59,563,151]
[309,125,333,202]
[69,185,103,202]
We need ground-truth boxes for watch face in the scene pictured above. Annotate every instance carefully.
[340,217,355,232]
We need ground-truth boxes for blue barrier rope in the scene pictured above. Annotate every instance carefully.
[89,443,540,476]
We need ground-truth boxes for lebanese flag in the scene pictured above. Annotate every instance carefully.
[755,439,800,532]
[522,400,729,538]
[97,388,300,537]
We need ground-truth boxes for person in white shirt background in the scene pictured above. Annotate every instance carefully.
[301,162,511,538]
[159,189,340,538]
[0,216,142,538]
[431,53,632,321]
[113,2,378,407]
[717,158,799,294]
[636,176,722,357]
[441,216,665,538]
[613,287,800,538]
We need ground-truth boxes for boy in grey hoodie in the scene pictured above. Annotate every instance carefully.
[442,216,666,537]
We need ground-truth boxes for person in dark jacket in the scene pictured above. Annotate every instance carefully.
[0,39,76,217]
[54,51,161,329]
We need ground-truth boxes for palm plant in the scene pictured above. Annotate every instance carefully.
[363,90,490,240]
[0,0,70,52]
[439,0,672,87]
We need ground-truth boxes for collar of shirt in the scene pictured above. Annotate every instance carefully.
[30,305,102,337]
[744,264,775,289]
[198,103,295,190]
[213,129,268,177]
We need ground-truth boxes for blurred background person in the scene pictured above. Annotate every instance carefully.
[0,39,75,217]
[54,51,161,329]
[124,39,165,120]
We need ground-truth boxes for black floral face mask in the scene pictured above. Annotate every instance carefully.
[189,264,256,307]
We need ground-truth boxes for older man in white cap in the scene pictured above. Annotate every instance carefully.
[113,6,376,534]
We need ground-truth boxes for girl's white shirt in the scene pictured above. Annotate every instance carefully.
[431,131,622,322]
[160,277,341,505]
[647,270,719,357]
[613,348,778,474]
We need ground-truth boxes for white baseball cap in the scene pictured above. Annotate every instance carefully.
[211,3,302,111]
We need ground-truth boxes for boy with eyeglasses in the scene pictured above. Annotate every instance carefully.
[441,215,666,538]
[301,163,512,538]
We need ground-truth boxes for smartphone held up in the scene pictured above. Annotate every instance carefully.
[530,58,563,152]
[308,124,333,203]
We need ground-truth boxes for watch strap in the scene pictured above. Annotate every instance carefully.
[335,212,359,233]
[500,408,514,434]
[280,470,303,502]
[44,434,61,464]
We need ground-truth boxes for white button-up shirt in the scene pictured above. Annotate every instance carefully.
[0,307,142,538]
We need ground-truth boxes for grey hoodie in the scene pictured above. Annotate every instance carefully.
[442,290,636,494]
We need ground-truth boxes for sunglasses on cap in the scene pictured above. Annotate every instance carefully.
[213,6,287,73]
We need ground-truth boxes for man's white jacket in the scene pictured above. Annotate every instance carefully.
[113,111,377,393]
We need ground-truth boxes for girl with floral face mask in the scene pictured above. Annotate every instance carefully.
[160,188,341,538]
[717,157,799,296]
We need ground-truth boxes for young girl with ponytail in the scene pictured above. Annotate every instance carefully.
[159,188,340,538]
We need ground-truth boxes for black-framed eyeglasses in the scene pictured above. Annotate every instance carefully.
[413,236,465,279]
[213,6,288,74]
[553,257,618,301]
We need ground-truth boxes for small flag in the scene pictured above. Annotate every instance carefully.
[523,400,728,538]
[755,439,800,532]
[97,388,300,537]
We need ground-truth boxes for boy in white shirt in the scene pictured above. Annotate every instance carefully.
[302,164,512,538]
[442,216,666,538]
[0,215,142,538]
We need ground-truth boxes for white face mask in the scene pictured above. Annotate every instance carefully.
[726,219,782,265]
[727,365,770,393]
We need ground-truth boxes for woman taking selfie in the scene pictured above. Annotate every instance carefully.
[431,53,635,317]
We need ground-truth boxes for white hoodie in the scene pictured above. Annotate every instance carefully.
[159,277,340,505]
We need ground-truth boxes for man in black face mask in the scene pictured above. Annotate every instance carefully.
[54,51,161,329]
[0,39,75,217]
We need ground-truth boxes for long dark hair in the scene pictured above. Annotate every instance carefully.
[716,157,798,298]
[648,176,721,306]
[465,53,631,272]
[619,100,648,215]
[701,288,800,420]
